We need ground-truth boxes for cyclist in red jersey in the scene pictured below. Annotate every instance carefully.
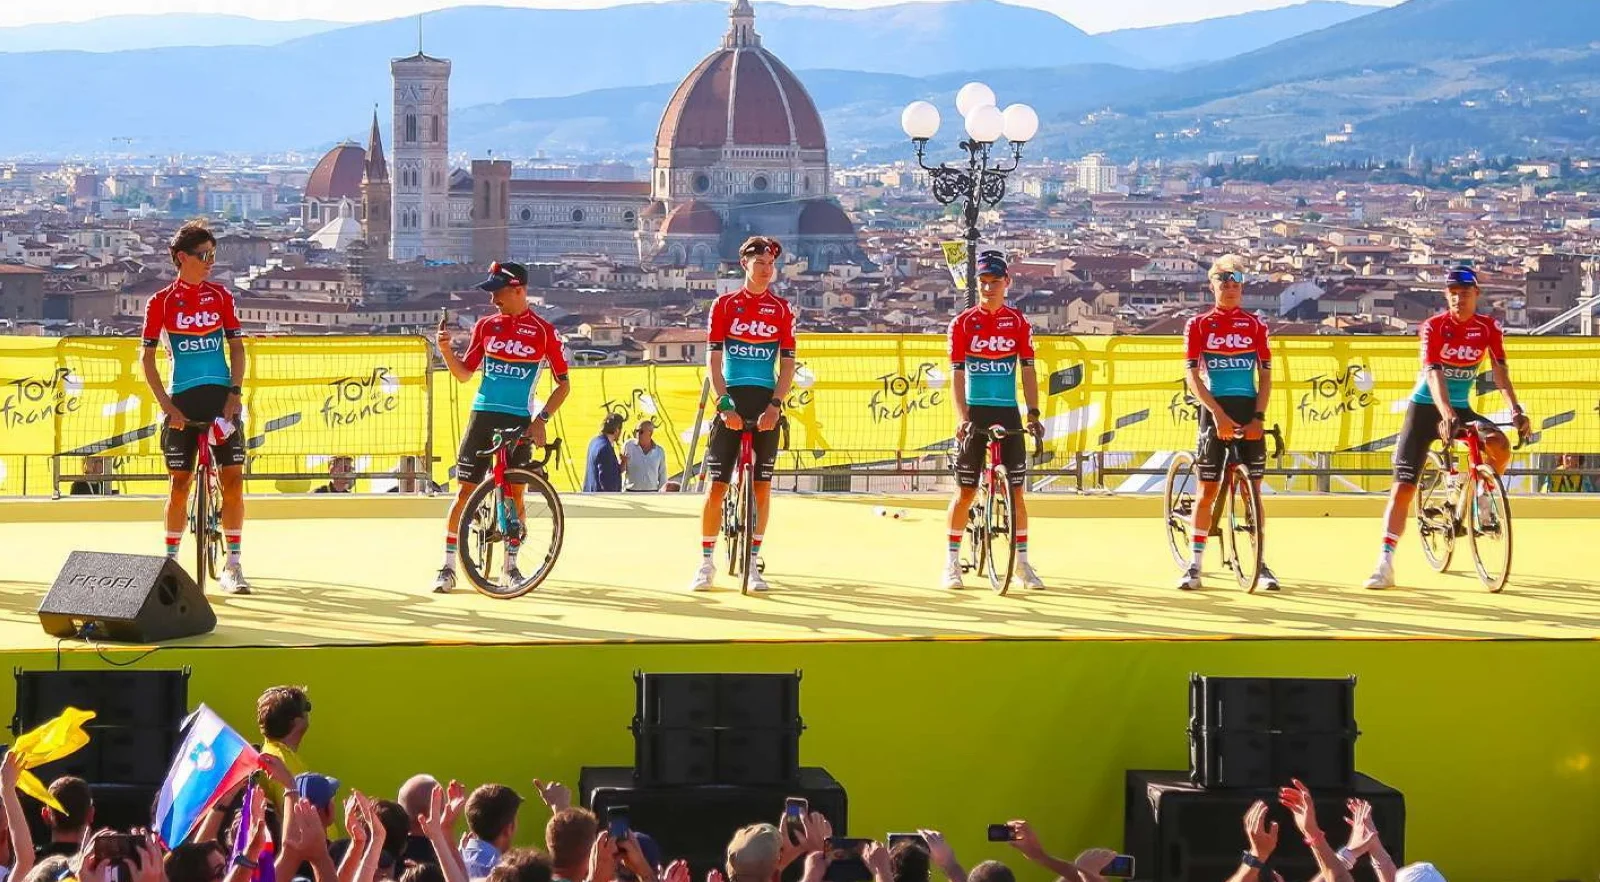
[139,223,251,594]
[943,252,1045,591]
[1363,267,1531,589]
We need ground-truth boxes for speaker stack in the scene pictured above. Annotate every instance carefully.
[1124,675,1405,880]
[11,669,190,835]
[581,672,847,878]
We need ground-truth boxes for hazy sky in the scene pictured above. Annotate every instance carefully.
[1,0,1402,35]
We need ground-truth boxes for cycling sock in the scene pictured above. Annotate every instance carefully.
[702,536,716,559]
[225,532,241,568]
[1380,532,1399,561]
[1015,529,1029,563]
[164,532,182,558]
[1191,531,1208,569]
[750,534,763,560]
[947,531,962,563]
[507,534,521,563]
[442,532,458,568]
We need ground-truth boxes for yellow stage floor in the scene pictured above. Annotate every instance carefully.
[3,493,1597,649]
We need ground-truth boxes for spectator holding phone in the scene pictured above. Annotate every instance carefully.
[1001,820,1115,882]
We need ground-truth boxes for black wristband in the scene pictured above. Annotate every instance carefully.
[769,398,783,409]
[535,411,550,422]
[229,385,242,395]
[1026,408,1041,418]
[1240,852,1266,870]
[1253,411,1265,420]
[233,855,259,870]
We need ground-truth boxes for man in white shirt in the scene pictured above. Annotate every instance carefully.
[621,420,667,492]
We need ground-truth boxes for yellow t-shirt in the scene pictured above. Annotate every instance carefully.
[260,739,308,808]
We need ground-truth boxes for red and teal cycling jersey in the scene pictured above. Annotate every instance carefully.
[462,310,570,417]
[1409,311,1505,408]
[140,280,243,394]
[948,304,1036,408]
[1184,307,1271,399]
[706,288,797,390]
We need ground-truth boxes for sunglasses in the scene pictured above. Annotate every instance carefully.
[1213,271,1244,284]
[189,249,216,263]
[741,241,781,258]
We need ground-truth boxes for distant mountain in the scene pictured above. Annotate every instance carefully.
[0,0,1139,154]
[0,14,347,52]
[1097,1,1381,69]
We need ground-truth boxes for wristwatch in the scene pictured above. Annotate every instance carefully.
[1026,408,1041,418]
[535,410,551,423]
[233,855,259,870]
[228,385,242,395]
[1239,852,1266,870]
[769,397,783,409]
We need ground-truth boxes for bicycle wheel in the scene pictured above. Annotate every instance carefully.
[1414,453,1455,572]
[739,464,758,596]
[459,470,565,599]
[1467,464,1513,593]
[203,470,223,582]
[1163,451,1199,570]
[188,471,209,592]
[723,470,746,578]
[1224,465,1262,592]
[984,470,1016,595]
[963,494,988,576]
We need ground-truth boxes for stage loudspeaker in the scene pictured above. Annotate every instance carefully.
[38,552,215,643]
[1189,675,1357,789]
[13,669,189,786]
[634,673,803,786]
[580,766,847,879]
[1125,770,1404,881]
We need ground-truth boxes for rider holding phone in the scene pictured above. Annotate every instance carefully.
[943,252,1045,592]
[691,236,797,592]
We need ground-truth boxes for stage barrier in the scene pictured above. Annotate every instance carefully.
[4,334,1598,495]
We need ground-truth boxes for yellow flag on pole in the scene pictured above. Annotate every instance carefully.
[9,707,96,812]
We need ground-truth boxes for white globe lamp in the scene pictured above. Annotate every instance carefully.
[964,104,1005,144]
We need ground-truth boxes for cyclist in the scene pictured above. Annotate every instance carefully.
[691,236,797,592]
[139,222,250,594]
[1364,266,1530,589]
[943,251,1045,591]
[1178,255,1282,592]
[433,261,571,593]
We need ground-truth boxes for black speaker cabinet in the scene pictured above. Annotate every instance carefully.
[1125,770,1404,881]
[633,673,803,786]
[1189,675,1358,789]
[580,766,846,879]
[38,552,215,643]
[12,669,189,786]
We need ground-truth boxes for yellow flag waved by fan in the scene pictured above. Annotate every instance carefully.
[8,708,95,812]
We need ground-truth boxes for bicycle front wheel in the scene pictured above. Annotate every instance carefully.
[1467,464,1513,593]
[188,473,208,592]
[459,470,565,600]
[984,471,1015,595]
[1224,465,1262,592]
[1163,450,1199,571]
[1414,453,1455,572]
[722,472,745,578]
[204,471,224,582]
[739,465,758,596]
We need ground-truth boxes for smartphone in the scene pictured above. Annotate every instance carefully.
[785,797,808,821]
[606,805,632,840]
[886,833,924,850]
[92,834,143,867]
[985,824,1015,842]
[1098,855,1135,878]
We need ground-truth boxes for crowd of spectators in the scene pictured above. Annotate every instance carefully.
[0,687,1447,882]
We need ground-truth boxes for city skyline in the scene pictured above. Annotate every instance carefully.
[0,0,1399,36]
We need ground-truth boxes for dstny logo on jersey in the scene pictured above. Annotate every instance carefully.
[484,359,534,380]
[486,337,540,360]
[1206,354,1256,371]
[1439,343,1485,363]
[730,319,780,339]
[969,335,1018,355]
[174,335,222,354]
[173,310,223,331]
[1205,332,1257,351]
[727,341,776,360]
[966,358,1015,375]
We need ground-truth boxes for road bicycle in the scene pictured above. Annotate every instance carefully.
[1415,421,1523,592]
[961,424,1044,595]
[457,427,565,599]
[184,421,227,593]
[1163,421,1284,592]
[722,416,789,595]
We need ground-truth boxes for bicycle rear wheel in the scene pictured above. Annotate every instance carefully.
[1163,451,1199,571]
[1414,453,1455,572]
[1224,465,1262,592]
[739,465,758,596]
[1467,464,1513,593]
[459,470,565,599]
[984,470,1015,595]
[722,472,745,578]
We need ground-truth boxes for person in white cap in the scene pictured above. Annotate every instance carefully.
[1395,864,1446,882]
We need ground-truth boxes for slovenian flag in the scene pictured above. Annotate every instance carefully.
[154,705,260,848]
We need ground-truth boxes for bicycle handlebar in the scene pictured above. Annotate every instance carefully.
[1443,419,1527,451]
[982,424,1047,460]
[1199,422,1283,457]
[480,427,563,468]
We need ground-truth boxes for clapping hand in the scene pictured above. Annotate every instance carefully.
[1277,779,1322,840]
[1344,799,1377,855]
[442,779,467,830]
[1244,800,1278,861]
[420,782,448,838]
[533,779,572,813]
[662,860,690,882]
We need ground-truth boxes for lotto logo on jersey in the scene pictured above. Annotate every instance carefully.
[1205,333,1256,350]
[174,335,221,354]
[487,338,539,359]
[1440,343,1484,362]
[969,335,1018,354]
[730,319,780,338]
[173,310,222,330]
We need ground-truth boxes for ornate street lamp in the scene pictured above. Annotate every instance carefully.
[902,83,1039,310]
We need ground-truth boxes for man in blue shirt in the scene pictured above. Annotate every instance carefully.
[584,414,624,492]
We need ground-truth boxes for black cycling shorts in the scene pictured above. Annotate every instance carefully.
[161,384,246,472]
[455,410,533,485]
[1197,396,1265,482]
[704,386,781,484]
[955,406,1026,489]
[1393,401,1488,485]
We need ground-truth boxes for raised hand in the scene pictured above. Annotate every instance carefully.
[1344,798,1377,855]
[443,779,467,830]
[1244,800,1278,860]
[1072,849,1115,875]
[345,791,369,847]
[1277,780,1321,840]
[662,860,690,882]
[587,831,618,882]
[1005,820,1045,861]
[862,842,891,880]
[133,829,166,882]
[801,812,832,853]
[420,782,448,836]
[916,830,955,870]
[532,779,571,813]
[0,750,19,790]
